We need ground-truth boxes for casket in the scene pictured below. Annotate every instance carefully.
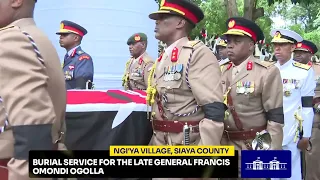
[65,90,152,150]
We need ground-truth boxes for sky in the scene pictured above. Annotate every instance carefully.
[271,16,286,28]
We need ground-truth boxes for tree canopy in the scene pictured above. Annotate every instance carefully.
[154,0,320,56]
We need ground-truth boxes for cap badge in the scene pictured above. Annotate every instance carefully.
[134,35,141,41]
[274,31,281,39]
[228,20,235,28]
[297,43,302,47]
[60,23,64,30]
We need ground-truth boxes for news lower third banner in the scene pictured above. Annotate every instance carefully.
[241,150,292,178]
[29,145,238,178]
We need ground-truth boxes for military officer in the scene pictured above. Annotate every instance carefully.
[219,17,284,179]
[147,0,226,150]
[216,35,229,67]
[122,33,154,90]
[0,0,67,179]
[293,40,319,180]
[270,29,315,180]
[217,35,228,62]
[57,20,94,90]
[294,40,317,66]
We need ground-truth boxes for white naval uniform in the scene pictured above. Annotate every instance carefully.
[219,58,229,66]
[274,58,315,180]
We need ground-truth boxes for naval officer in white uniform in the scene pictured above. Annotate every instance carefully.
[271,29,315,180]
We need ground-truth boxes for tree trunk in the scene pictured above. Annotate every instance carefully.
[244,0,255,20]
[224,0,239,18]
[243,0,264,21]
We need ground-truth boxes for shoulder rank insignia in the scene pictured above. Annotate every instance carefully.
[79,55,90,61]
[77,50,84,55]
[188,40,201,47]
[0,25,15,32]
[183,40,202,49]
[255,60,275,68]
[293,62,311,70]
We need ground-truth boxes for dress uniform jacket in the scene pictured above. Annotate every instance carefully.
[220,57,284,150]
[274,59,315,180]
[305,62,320,180]
[220,56,284,179]
[63,46,94,90]
[148,37,225,146]
[0,18,66,179]
[123,52,154,90]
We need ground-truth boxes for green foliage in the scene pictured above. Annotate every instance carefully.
[190,0,228,39]
[154,0,320,55]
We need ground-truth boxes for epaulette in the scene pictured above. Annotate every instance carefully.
[188,40,201,47]
[293,61,312,70]
[76,50,85,55]
[184,40,202,49]
[255,60,275,68]
[0,25,15,32]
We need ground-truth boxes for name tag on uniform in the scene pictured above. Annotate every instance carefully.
[236,81,254,94]
[164,64,183,81]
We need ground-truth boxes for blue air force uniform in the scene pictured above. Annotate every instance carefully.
[271,29,315,180]
[56,20,94,90]
[63,46,93,90]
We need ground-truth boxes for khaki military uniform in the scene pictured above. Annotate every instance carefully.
[220,56,284,179]
[148,36,225,146]
[123,52,154,90]
[305,62,320,180]
[0,18,66,180]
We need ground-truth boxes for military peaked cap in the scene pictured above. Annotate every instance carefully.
[149,0,204,25]
[295,40,318,54]
[270,29,302,44]
[56,20,87,37]
[223,17,264,43]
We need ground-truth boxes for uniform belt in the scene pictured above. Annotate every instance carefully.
[152,120,200,133]
[223,126,266,141]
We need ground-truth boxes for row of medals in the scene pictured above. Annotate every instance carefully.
[164,64,183,81]
[236,81,254,94]
[131,68,142,77]
[65,71,73,80]
[283,79,300,97]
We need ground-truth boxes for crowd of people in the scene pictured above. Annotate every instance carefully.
[122,0,319,180]
[0,0,319,179]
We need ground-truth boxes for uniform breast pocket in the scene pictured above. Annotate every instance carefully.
[236,93,250,106]
[158,80,183,104]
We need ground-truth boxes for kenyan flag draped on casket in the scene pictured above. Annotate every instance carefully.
[65,90,152,150]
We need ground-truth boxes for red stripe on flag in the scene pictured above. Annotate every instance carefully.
[67,90,147,105]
